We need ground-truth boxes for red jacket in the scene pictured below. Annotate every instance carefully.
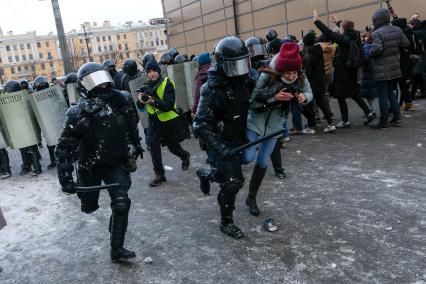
[192,63,211,114]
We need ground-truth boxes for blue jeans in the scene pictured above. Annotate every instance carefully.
[376,80,400,127]
[283,120,289,139]
[242,129,278,168]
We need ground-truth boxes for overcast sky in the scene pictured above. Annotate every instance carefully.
[0,0,164,35]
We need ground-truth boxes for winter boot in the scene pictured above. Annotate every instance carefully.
[270,142,284,180]
[181,151,190,170]
[245,165,267,216]
[149,173,166,187]
[196,168,211,195]
[29,146,42,176]
[218,191,243,239]
[220,217,243,239]
[19,148,32,175]
[47,145,57,169]
[0,149,11,179]
[110,197,135,262]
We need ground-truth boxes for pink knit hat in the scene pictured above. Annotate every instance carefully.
[275,42,302,72]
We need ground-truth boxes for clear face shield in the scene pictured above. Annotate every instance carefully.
[248,44,267,58]
[80,70,114,91]
[222,56,251,77]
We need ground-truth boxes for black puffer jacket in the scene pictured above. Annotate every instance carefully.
[370,9,409,81]
[303,44,325,94]
[314,20,361,98]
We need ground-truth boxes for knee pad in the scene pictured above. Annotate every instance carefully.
[112,196,131,215]
[220,181,243,196]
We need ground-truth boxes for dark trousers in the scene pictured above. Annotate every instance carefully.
[314,92,334,124]
[301,101,316,128]
[270,141,282,170]
[411,73,425,96]
[337,94,370,123]
[150,140,188,175]
[398,79,412,105]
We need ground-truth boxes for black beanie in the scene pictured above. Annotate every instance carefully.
[303,32,316,47]
[145,60,161,73]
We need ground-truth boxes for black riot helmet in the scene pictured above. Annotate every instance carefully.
[102,59,116,71]
[3,80,22,93]
[214,36,251,77]
[19,79,29,90]
[168,48,179,59]
[245,37,267,60]
[77,62,113,92]
[64,72,78,85]
[33,76,50,91]
[266,29,279,42]
[266,38,282,57]
[174,54,186,64]
[122,59,138,76]
[160,52,174,65]
[141,53,156,68]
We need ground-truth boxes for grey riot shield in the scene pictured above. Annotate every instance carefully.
[184,62,197,108]
[0,90,42,149]
[161,65,168,77]
[67,83,80,105]
[170,63,190,113]
[29,85,68,146]
[128,74,149,129]
[0,120,8,148]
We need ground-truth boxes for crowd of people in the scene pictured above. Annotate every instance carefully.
[0,5,425,261]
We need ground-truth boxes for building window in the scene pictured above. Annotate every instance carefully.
[37,42,41,48]
[20,44,25,50]
[103,46,107,52]
[45,41,49,47]
[108,35,111,41]
[156,39,159,46]
[49,62,54,67]
[96,36,100,42]
[109,45,113,51]
[39,53,43,59]
[79,39,83,44]
[6,45,10,51]
[8,56,12,62]
[117,34,120,40]
[31,65,35,71]
[123,34,127,39]
[98,46,102,52]
[88,47,92,54]
[151,41,154,47]
[13,45,17,51]
[160,40,164,45]
[81,48,84,55]
[102,36,106,41]
[47,52,52,60]
[124,43,128,50]
[99,55,104,62]
[150,32,153,37]
[41,63,45,70]
[18,66,21,72]
[27,43,31,49]
[15,55,20,62]
[29,54,33,60]
[11,67,15,74]
[24,65,29,71]
[22,55,27,61]
[118,44,122,50]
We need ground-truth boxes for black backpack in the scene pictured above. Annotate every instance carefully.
[345,32,365,69]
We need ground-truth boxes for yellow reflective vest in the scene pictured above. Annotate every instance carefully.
[147,77,179,122]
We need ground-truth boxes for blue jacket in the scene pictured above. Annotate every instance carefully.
[360,43,378,98]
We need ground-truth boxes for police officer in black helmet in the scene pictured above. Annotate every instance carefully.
[63,72,78,106]
[55,62,143,262]
[193,36,255,239]
[103,59,124,90]
[159,51,174,65]
[121,59,142,92]
[141,53,156,70]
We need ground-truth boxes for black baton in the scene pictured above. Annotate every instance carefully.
[75,183,120,193]
[233,129,285,154]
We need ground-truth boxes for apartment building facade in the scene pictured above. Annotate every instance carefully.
[161,0,426,56]
[0,21,167,83]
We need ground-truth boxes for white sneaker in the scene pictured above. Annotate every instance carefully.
[324,125,336,133]
[335,121,350,128]
[284,137,290,142]
[302,128,316,135]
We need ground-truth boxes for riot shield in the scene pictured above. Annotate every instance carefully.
[169,63,191,113]
[67,83,80,105]
[0,90,42,149]
[29,85,68,147]
[0,120,8,149]
[184,62,197,108]
[160,65,168,77]
[128,73,149,129]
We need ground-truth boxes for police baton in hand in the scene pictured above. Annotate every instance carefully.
[231,129,285,155]
[74,183,120,193]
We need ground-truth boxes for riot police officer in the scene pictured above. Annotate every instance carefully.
[3,80,42,176]
[121,59,143,92]
[55,62,143,262]
[159,52,174,65]
[168,48,179,60]
[33,76,57,169]
[245,36,267,80]
[19,79,32,93]
[63,72,78,106]
[103,60,124,90]
[174,54,186,64]
[193,36,255,239]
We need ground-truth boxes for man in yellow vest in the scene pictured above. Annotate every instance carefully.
[138,60,190,186]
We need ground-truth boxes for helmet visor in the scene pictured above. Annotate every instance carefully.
[222,57,251,77]
[249,44,267,57]
[81,70,113,91]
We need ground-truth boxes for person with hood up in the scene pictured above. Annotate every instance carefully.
[192,52,211,117]
[369,8,409,129]
[313,11,376,129]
